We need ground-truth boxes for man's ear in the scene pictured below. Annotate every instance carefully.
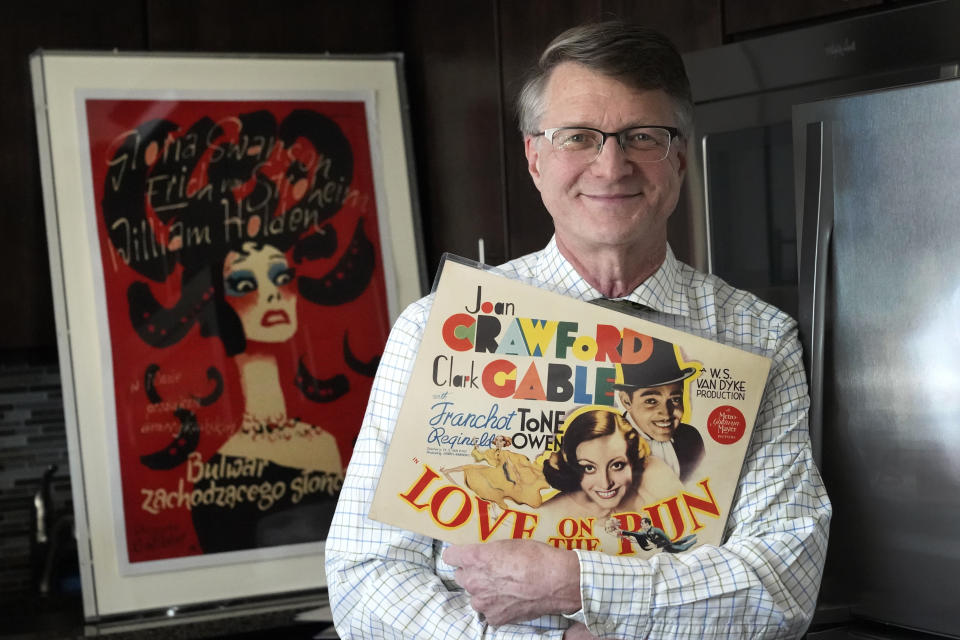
[674,138,689,179]
[618,390,632,410]
[524,135,543,191]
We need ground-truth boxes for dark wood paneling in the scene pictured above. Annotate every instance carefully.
[497,0,604,260]
[146,0,400,53]
[400,0,504,276]
[3,1,148,349]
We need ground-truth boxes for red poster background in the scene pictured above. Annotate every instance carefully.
[85,99,390,563]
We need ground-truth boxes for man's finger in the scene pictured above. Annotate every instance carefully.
[442,543,480,567]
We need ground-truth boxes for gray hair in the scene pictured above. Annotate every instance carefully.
[516,22,693,138]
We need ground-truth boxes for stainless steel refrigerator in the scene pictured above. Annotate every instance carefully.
[794,76,960,638]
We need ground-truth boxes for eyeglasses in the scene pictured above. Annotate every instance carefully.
[535,126,681,164]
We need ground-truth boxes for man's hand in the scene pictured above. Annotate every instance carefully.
[443,539,581,626]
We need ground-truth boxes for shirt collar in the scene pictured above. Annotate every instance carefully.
[533,236,690,318]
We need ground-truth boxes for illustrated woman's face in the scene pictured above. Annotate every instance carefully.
[620,382,684,442]
[575,432,633,511]
[223,242,298,344]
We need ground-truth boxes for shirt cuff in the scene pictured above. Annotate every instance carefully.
[561,607,588,626]
[571,549,654,639]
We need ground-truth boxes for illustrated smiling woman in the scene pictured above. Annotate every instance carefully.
[539,406,682,522]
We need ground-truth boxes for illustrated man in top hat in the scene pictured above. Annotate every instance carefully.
[614,337,704,483]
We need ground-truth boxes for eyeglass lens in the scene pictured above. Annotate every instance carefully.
[549,127,673,162]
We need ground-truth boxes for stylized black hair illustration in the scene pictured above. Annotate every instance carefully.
[101,109,382,469]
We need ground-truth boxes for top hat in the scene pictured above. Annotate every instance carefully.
[612,337,697,390]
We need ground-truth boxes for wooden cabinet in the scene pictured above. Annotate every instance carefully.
[401,0,505,272]
[146,0,400,53]
[497,1,605,259]
[2,1,147,349]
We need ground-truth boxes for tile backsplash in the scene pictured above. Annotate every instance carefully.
[0,351,73,602]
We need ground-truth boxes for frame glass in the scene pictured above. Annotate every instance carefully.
[30,50,424,620]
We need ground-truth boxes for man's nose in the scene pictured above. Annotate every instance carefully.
[590,135,634,178]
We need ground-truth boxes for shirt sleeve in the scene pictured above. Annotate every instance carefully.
[325,298,570,640]
[573,320,832,640]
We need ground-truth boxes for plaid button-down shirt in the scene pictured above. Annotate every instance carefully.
[326,238,831,639]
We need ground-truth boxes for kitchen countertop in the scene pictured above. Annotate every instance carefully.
[2,591,336,639]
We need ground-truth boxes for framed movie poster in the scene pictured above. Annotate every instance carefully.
[31,51,425,619]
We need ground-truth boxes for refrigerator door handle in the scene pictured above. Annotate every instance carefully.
[701,134,715,274]
[797,120,833,468]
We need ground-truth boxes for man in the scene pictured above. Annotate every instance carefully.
[613,338,705,483]
[327,21,830,640]
[635,516,698,554]
[607,516,698,554]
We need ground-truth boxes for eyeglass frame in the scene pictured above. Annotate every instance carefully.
[534,125,682,163]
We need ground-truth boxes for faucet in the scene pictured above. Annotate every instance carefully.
[31,464,77,596]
